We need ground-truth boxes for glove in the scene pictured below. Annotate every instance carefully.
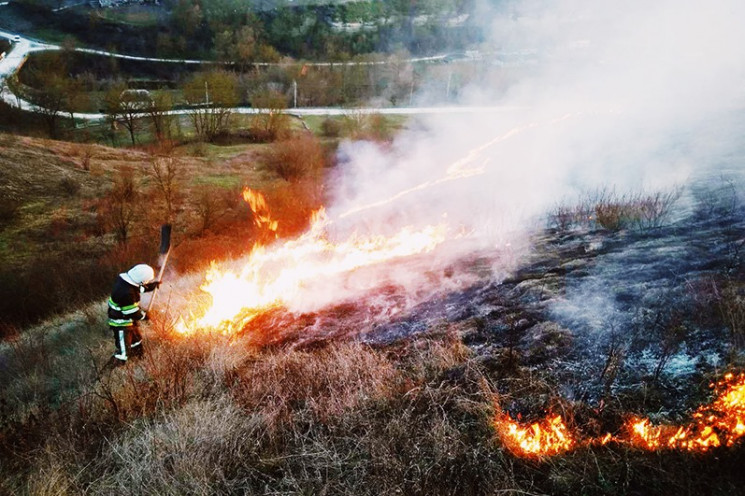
[143,280,161,292]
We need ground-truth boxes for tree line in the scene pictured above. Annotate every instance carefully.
[11,45,491,141]
[12,0,483,61]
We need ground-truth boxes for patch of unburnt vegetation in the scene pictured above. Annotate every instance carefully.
[549,187,682,232]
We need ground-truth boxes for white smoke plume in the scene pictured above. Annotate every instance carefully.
[330,0,745,237]
[175,0,745,331]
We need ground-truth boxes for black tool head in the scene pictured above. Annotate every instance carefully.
[160,224,172,255]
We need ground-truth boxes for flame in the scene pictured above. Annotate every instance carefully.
[243,188,278,235]
[495,373,745,457]
[177,201,449,334]
[498,414,575,457]
[627,372,745,451]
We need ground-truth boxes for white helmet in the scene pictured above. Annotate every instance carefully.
[121,264,155,286]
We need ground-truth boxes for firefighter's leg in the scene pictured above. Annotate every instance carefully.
[112,326,128,361]
[130,325,144,356]
[131,325,143,348]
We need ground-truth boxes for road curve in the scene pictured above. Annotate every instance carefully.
[0,30,501,122]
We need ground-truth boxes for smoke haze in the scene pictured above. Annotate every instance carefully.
[178,0,745,330]
[330,0,745,234]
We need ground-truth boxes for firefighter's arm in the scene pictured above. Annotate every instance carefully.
[141,280,161,293]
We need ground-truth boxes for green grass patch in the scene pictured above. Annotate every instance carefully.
[191,174,244,189]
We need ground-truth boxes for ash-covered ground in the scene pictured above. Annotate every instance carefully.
[238,168,745,425]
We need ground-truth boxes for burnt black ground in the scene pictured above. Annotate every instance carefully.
[239,169,745,425]
[363,171,745,419]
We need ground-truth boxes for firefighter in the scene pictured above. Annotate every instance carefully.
[108,263,160,362]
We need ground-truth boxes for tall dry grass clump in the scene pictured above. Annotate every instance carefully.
[88,395,267,495]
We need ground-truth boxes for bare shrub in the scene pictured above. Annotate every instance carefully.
[594,198,626,231]
[549,187,682,232]
[549,203,580,231]
[96,166,140,244]
[693,176,738,218]
[366,113,395,141]
[341,110,368,139]
[145,153,182,223]
[249,89,290,140]
[265,132,326,182]
[193,185,226,235]
[72,143,94,171]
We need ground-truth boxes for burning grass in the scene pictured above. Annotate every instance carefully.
[496,373,745,458]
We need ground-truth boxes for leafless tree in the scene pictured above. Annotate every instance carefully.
[183,70,239,142]
[146,153,182,223]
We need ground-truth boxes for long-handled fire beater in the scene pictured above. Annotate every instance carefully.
[144,223,172,314]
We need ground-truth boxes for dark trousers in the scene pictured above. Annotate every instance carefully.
[111,325,143,360]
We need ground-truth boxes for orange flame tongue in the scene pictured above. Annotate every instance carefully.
[243,188,278,235]
[496,373,745,457]
[629,373,745,451]
[498,414,575,457]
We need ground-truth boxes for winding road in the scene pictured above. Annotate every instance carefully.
[0,30,493,122]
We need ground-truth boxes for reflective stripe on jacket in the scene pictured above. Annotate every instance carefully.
[108,275,144,327]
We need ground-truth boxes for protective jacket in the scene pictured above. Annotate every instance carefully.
[108,276,158,327]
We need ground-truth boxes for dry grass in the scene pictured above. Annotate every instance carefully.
[3,316,745,495]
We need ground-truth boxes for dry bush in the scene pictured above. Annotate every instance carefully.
[338,112,396,142]
[264,132,326,182]
[170,232,250,272]
[95,166,141,244]
[190,185,246,237]
[58,176,80,197]
[321,117,342,137]
[549,187,682,232]
[70,142,94,171]
[249,89,291,141]
[145,153,183,224]
[693,177,739,219]
[264,180,324,237]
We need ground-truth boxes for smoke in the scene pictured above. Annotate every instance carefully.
[285,0,745,321]
[327,0,745,239]
[176,0,745,333]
